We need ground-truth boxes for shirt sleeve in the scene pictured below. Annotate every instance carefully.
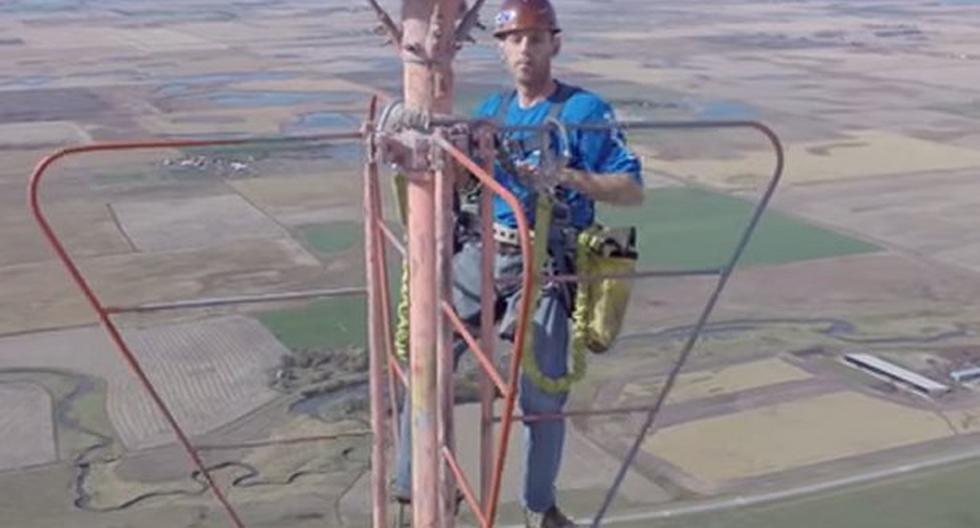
[570,99,643,184]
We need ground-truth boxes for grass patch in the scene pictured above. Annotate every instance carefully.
[597,187,880,269]
[257,247,404,353]
[257,297,367,352]
[298,221,361,255]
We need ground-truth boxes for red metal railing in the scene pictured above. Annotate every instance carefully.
[360,120,538,527]
[28,129,369,527]
[26,92,534,526]
[433,134,536,527]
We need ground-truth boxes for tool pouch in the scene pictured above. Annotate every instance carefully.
[573,225,638,354]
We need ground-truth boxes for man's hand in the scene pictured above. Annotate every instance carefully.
[514,159,565,189]
[513,160,644,206]
[561,167,644,206]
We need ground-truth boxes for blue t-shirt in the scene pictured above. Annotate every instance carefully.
[474,81,642,229]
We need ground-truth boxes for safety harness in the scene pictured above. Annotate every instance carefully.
[393,84,638,394]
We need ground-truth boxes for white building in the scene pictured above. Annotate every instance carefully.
[951,366,980,384]
[843,352,949,396]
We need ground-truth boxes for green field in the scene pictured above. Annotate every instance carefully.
[638,458,980,528]
[598,187,880,269]
[298,221,361,255]
[257,297,367,352]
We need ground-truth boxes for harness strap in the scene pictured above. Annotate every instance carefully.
[494,84,593,393]
[492,82,578,127]
[519,193,588,394]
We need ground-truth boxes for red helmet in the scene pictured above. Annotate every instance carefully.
[492,0,561,38]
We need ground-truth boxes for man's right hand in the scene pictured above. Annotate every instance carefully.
[515,159,566,190]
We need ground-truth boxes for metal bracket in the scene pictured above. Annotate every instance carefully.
[379,130,434,176]
[429,131,447,173]
[376,100,488,176]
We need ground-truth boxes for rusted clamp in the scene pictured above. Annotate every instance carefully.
[379,130,434,177]
[375,100,490,177]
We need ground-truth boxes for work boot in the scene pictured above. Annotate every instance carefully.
[523,505,577,528]
[394,500,410,528]
[392,491,412,528]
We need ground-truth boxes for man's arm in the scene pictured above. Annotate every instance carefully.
[561,168,644,206]
[560,96,645,206]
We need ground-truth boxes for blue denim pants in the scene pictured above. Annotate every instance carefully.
[393,240,571,514]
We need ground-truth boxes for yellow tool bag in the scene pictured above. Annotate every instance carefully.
[572,224,638,354]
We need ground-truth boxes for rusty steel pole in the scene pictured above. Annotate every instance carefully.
[400,1,461,527]
[434,130,458,527]
[363,97,388,528]
[476,129,497,507]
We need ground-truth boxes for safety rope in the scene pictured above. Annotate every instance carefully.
[517,193,588,394]
[392,171,411,361]
[394,265,411,360]
[392,191,590,396]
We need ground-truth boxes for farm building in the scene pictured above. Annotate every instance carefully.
[844,353,950,396]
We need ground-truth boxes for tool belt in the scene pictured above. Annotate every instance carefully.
[497,218,636,355]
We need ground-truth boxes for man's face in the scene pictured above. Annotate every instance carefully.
[498,29,560,86]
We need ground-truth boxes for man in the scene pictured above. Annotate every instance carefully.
[394,1,643,526]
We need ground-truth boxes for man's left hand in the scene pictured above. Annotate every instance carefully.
[561,167,645,206]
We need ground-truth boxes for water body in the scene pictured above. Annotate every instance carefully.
[289,111,358,130]
[696,100,758,120]
[207,90,363,108]
[0,75,55,88]
[0,0,84,13]
[111,8,235,21]
[154,71,297,97]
